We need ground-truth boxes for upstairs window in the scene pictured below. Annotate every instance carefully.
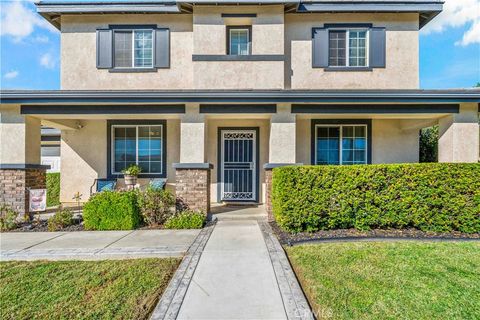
[114,30,153,69]
[96,26,170,70]
[329,29,368,68]
[312,25,385,69]
[227,26,251,55]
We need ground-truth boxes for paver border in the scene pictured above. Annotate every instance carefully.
[259,221,314,320]
[150,222,216,320]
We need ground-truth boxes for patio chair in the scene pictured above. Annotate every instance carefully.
[90,178,117,195]
[149,178,167,190]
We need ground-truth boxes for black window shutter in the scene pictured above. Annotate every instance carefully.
[312,28,328,68]
[369,27,386,68]
[96,29,113,69]
[155,28,170,68]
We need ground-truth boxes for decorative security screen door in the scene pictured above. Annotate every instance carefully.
[220,129,256,201]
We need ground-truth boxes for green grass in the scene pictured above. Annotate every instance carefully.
[286,241,480,320]
[46,172,60,207]
[0,258,180,319]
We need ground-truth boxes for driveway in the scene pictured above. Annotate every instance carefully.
[0,229,200,261]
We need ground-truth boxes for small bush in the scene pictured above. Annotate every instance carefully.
[47,208,74,231]
[83,191,141,230]
[0,205,17,231]
[136,187,175,226]
[272,163,480,234]
[46,173,60,207]
[164,210,205,229]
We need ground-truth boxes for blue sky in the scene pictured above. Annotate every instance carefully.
[1,0,479,90]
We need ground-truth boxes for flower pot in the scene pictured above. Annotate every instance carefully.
[124,174,137,187]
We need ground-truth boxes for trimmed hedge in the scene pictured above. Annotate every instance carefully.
[272,163,480,234]
[164,210,205,229]
[83,191,141,230]
[46,173,60,207]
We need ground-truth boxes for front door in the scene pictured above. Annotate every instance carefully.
[220,129,257,202]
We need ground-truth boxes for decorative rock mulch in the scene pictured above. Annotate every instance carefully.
[7,218,84,232]
[269,221,480,246]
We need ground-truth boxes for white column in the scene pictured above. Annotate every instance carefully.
[268,104,296,164]
[0,105,41,165]
[438,103,479,163]
[180,104,206,163]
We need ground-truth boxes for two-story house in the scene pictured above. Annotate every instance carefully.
[1,0,479,219]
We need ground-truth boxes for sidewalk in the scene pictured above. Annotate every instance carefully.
[0,229,200,260]
[169,220,311,319]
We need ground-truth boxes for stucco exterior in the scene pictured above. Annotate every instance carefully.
[285,13,419,89]
[59,118,180,203]
[61,14,194,90]
[0,105,40,165]
[60,8,420,90]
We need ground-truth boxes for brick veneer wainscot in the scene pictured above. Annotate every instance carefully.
[0,168,47,220]
[265,168,274,222]
[175,168,211,214]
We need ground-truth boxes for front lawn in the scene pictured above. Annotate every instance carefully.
[286,241,480,320]
[0,258,180,319]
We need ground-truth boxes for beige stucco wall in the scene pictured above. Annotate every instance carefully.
[59,118,180,203]
[60,10,420,90]
[0,105,41,165]
[60,14,194,90]
[438,103,480,163]
[206,118,270,203]
[371,119,419,163]
[192,5,285,89]
[285,13,419,89]
[296,118,420,165]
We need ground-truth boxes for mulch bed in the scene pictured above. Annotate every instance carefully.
[270,221,480,246]
[8,218,85,232]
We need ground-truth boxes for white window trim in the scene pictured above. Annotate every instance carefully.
[111,124,163,175]
[229,28,250,56]
[329,28,369,68]
[314,124,368,165]
[113,29,154,69]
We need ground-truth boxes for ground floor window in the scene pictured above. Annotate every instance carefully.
[314,124,368,165]
[110,122,165,176]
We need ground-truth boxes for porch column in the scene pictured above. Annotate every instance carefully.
[0,105,47,220]
[438,103,479,163]
[265,105,300,222]
[174,105,212,214]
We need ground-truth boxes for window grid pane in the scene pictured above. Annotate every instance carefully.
[341,125,367,165]
[316,125,367,166]
[348,30,367,67]
[316,126,340,165]
[113,125,163,175]
[229,29,249,55]
[329,30,347,67]
[114,31,132,68]
[134,30,153,68]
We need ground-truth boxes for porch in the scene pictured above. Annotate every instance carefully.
[1,90,479,219]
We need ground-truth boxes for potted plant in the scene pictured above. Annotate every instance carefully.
[122,164,142,187]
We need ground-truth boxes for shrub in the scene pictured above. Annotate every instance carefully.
[136,187,175,226]
[47,208,74,231]
[164,210,205,229]
[0,205,17,231]
[272,163,480,234]
[46,173,60,207]
[419,126,438,163]
[83,191,141,230]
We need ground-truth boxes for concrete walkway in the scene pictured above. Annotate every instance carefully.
[0,229,200,260]
[176,220,288,320]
